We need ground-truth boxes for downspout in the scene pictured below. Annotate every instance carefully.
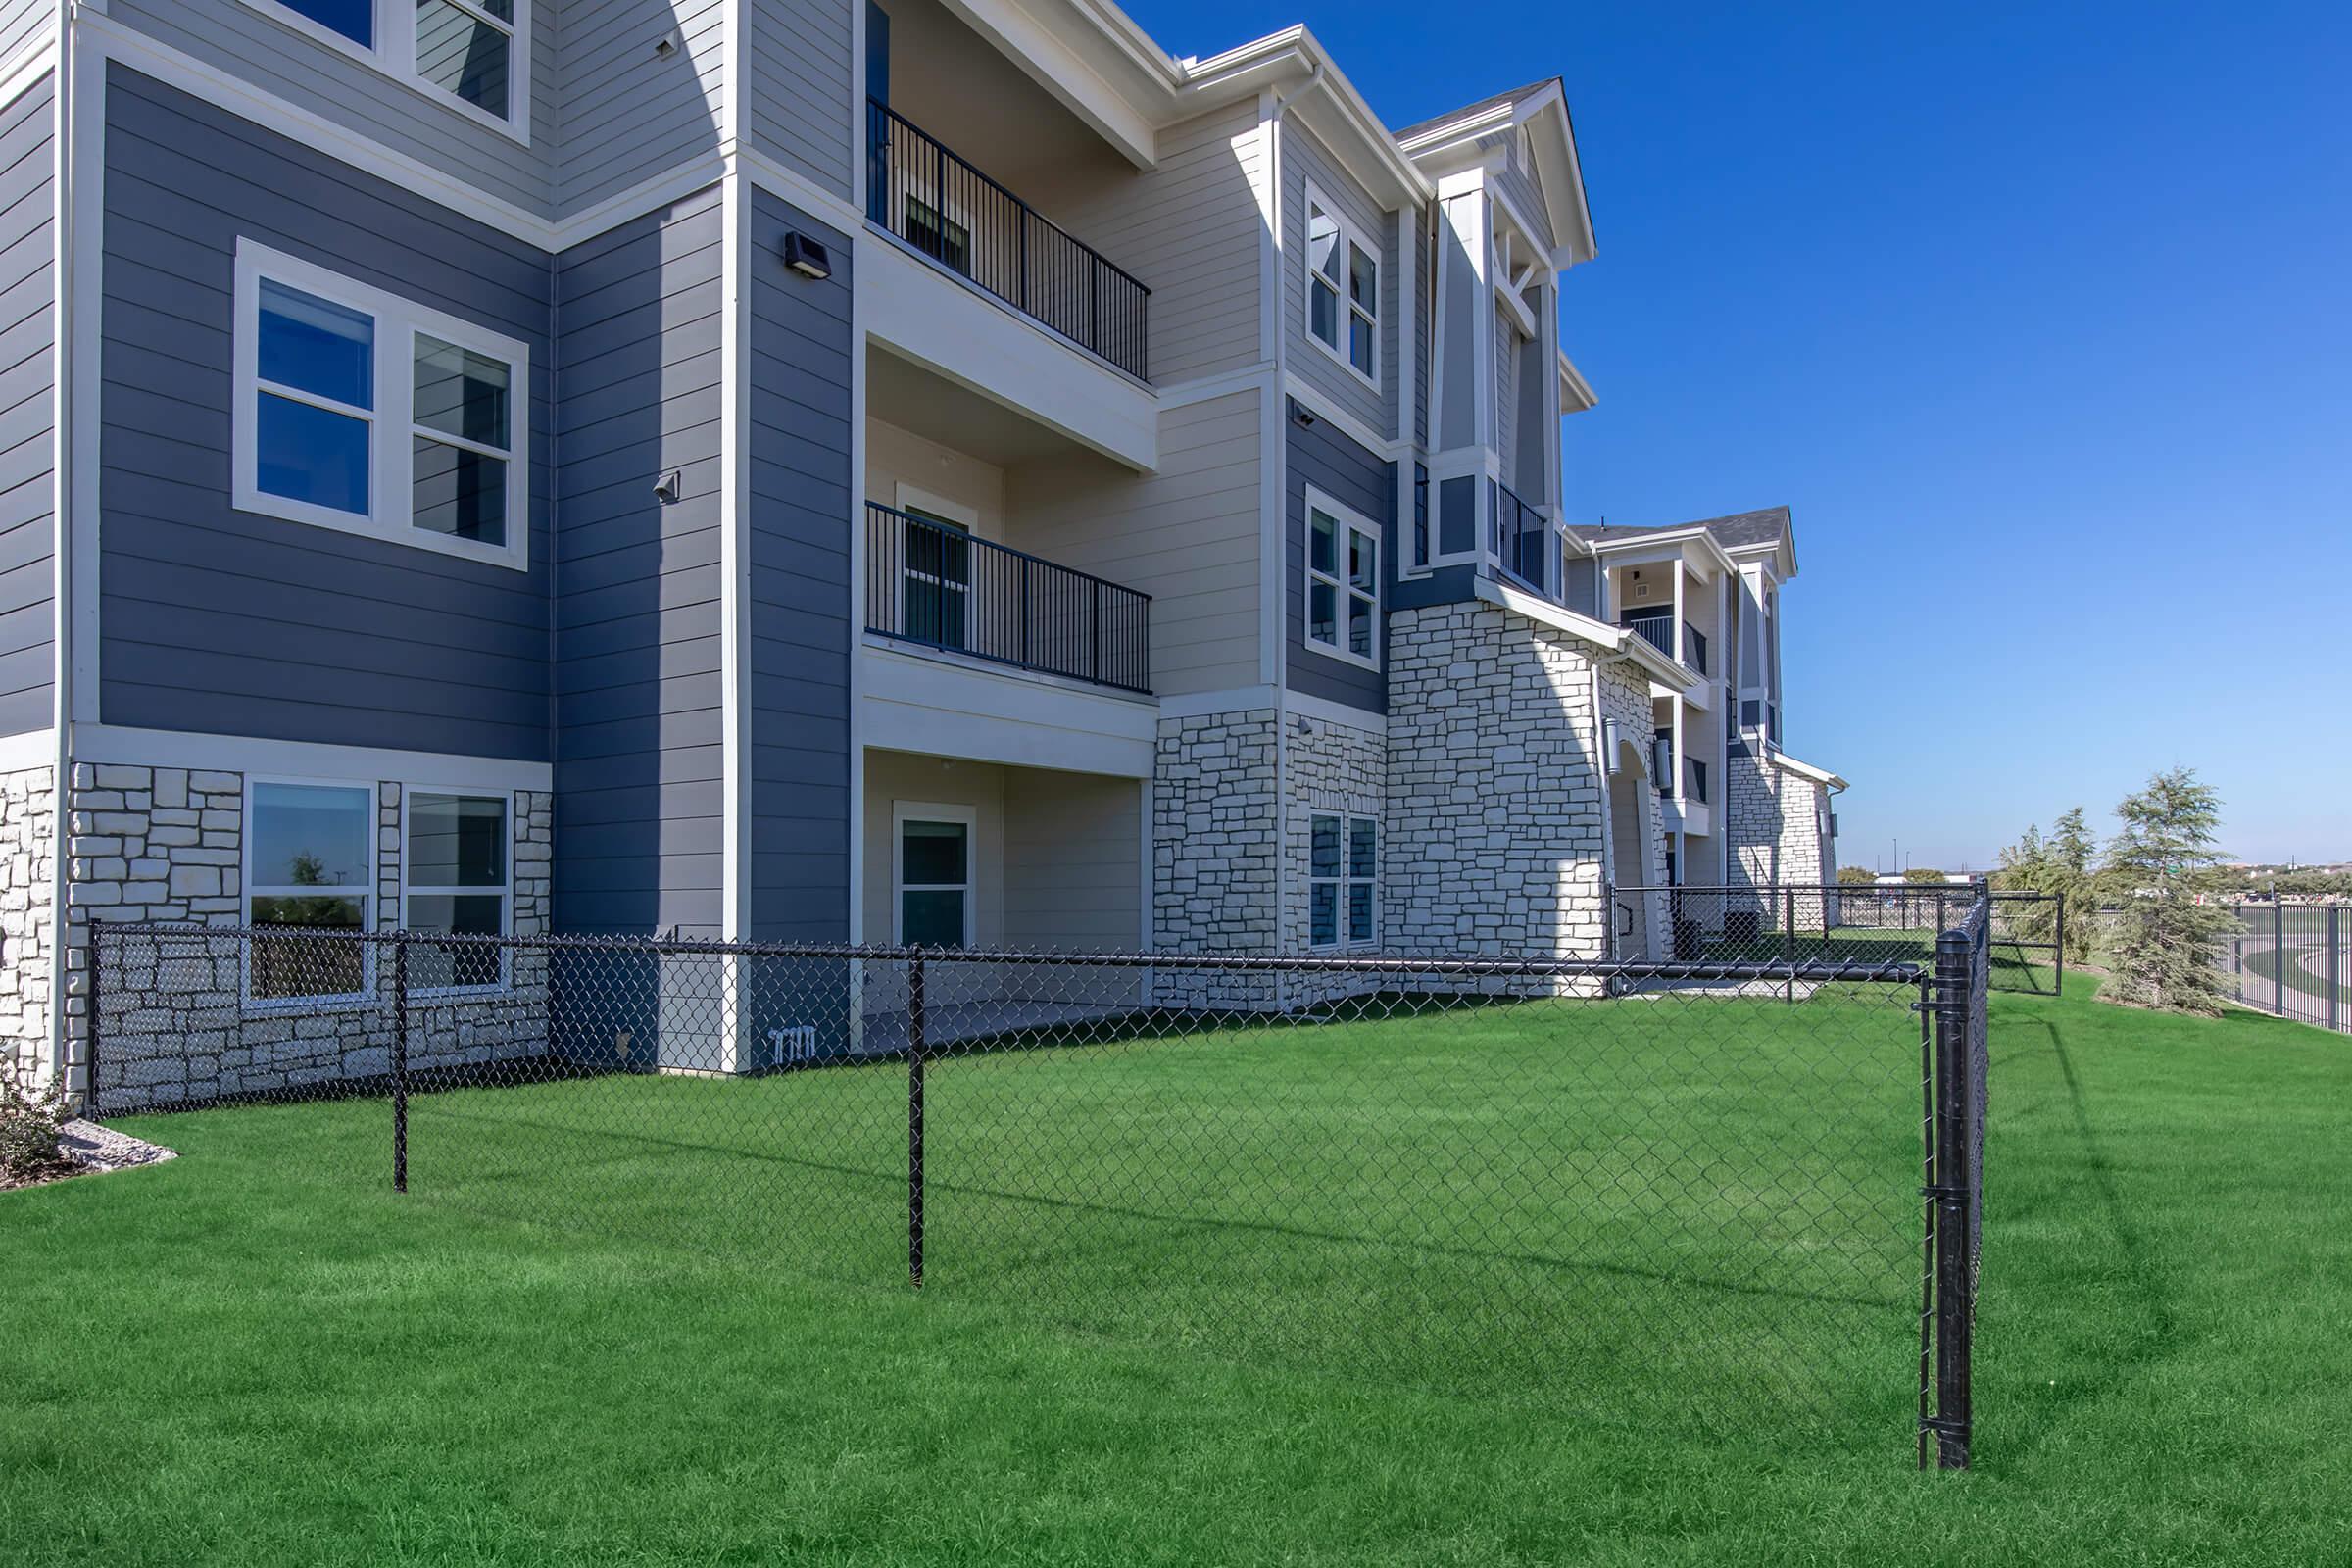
[50,0,75,1101]
[1271,60,1324,120]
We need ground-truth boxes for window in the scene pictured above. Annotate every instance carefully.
[1305,184,1379,386]
[893,489,978,654]
[1304,489,1379,669]
[1310,813,1377,950]
[415,0,517,122]
[247,781,376,1002]
[905,196,972,276]
[235,239,529,570]
[243,2,529,135]
[274,0,373,46]
[895,806,975,948]
[405,792,511,992]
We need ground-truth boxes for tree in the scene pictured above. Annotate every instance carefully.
[2046,807,2101,966]
[2097,768,2236,1015]
[1837,865,1876,886]
[1902,867,1949,885]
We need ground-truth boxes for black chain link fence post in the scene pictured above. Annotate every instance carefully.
[908,954,926,1289]
[2055,898,2067,996]
[1784,886,1797,1003]
[84,921,103,1121]
[2274,903,2286,1016]
[1925,917,1977,1469]
[392,935,409,1195]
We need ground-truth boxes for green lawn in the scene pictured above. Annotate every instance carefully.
[4,976,2346,1565]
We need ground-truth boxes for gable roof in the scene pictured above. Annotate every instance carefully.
[1392,79,1559,143]
[1565,507,1797,575]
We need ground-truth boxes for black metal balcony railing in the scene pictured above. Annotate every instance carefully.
[865,503,1152,695]
[1623,610,1675,659]
[1494,481,1549,595]
[867,99,1151,381]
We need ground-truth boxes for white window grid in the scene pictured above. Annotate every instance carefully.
[401,787,516,997]
[1308,812,1379,951]
[241,0,533,140]
[233,237,531,572]
[1304,181,1380,390]
[1303,486,1381,671]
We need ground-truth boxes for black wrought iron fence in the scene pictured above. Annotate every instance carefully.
[2224,903,2350,1033]
[864,502,1152,693]
[866,99,1151,379]
[86,918,1991,1466]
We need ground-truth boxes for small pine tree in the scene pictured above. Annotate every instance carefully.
[2097,768,2236,1015]
[1994,823,2058,949]
[2047,807,2101,966]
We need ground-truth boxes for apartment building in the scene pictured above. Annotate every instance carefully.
[0,0,1841,1091]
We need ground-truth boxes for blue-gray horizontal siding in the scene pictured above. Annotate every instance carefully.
[1285,400,1390,715]
[98,66,553,758]
[745,188,852,941]
[552,184,725,935]
[107,0,556,217]
[0,72,51,738]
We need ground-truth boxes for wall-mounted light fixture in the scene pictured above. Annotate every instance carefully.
[783,233,832,280]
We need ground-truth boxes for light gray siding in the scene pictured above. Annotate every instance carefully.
[553,0,725,213]
[745,187,852,941]
[1285,399,1390,715]
[0,72,50,737]
[0,1,48,67]
[1284,122,1391,435]
[552,184,723,934]
[745,0,855,202]
[108,0,557,217]
[98,66,553,757]
[1053,98,1263,387]
[1484,127,1554,251]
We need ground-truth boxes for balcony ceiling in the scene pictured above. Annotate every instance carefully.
[868,346,1104,467]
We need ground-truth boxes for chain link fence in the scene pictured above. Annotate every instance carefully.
[87,897,1993,1465]
[1609,880,2059,995]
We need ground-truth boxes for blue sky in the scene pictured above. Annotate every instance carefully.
[1118,0,2352,869]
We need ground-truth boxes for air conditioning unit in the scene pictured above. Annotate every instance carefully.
[769,1024,819,1067]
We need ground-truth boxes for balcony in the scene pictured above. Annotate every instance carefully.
[867,100,1151,381]
[1494,481,1550,597]
[1621,610,1705,675]
[864,502,1152,696]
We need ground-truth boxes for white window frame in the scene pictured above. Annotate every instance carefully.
[234,238,531,572]
[242,774,380,1010]
[1302,485,1381,672]
[240,0,534,141]
[1308,811,1378,952]
[401,786,516,998]
[1303,181,1381,392]
[892,802,978,950]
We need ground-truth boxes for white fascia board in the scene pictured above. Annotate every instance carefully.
[936,0,1166,169]
[858,643,1157,778]
[1557,346,1597,413]
[73,725,554,792]
[1724,535,1797,580]
[1769,750,1848,792]
[1186,26,1430,207]
[862,236,1159,471]
[1473,576,1699,689]
[1590,525,1737,577]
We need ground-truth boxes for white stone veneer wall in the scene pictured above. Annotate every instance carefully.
[1152,709,1281,1009]
[0,763,56,1089]
[1387,602,1659,967]
[66,764,552,1112]
[1725,746,1836,926]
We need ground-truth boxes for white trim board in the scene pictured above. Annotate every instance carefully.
[0,727,58,774]
[71,725,552,792]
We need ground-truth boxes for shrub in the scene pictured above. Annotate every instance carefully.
[0,1066,73,1182]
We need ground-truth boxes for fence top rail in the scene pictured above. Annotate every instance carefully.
[1613,882,2009,896]
[865,501,1155,603]
[867,97,1152,300]
[90,922,1926,984]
